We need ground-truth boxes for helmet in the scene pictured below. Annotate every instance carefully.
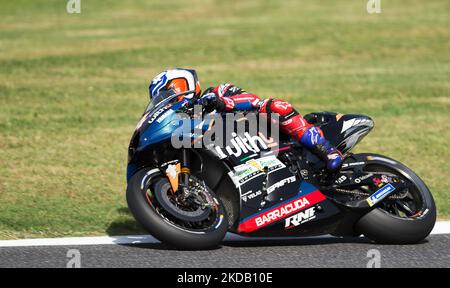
[149,68,201,102]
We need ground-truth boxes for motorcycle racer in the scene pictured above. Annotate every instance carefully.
[149,68,343,171]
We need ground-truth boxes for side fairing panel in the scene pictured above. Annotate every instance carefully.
[204,115,341,235]
[236,181,341,235]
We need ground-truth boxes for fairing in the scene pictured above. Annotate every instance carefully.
[304,112,374,153]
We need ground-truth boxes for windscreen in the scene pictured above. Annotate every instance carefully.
[144,89,195,114]
[144,90,179,113]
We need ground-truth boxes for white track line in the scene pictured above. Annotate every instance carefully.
[0,221,449,248]
[430,221,450,235]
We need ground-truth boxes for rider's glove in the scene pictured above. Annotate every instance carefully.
[214,83,245,98]
[196,90,225,112]
[196,92,216,106]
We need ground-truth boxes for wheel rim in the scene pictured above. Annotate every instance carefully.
[142,172,224,233]
[364,164,427,219]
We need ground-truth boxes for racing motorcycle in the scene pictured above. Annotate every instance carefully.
[126,90,436,249]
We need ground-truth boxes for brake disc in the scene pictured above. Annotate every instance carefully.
[153,178,211,222]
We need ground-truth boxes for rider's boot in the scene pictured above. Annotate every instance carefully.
[299,126,343,171]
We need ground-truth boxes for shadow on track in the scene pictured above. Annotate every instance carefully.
[107,208,429,251]
[222,236,373,247]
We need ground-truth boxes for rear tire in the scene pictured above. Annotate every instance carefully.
[356,208,436,244]
[354,154,436,244]
[126,168,228,250]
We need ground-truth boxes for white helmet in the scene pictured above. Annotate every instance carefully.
[149,68,201,101]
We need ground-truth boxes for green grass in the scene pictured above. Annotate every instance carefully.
[0,0,449,239]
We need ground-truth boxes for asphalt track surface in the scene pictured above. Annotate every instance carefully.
[1,234,449,268]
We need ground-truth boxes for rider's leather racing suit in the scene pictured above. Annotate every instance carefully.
[199,83,343,171]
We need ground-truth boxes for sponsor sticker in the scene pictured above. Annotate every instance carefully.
[148,106,171,124]
[215,132,276,159]
[366,183,396,207]
[156,110,174,123]
[285,207,317,229]
[241,176,296,202]
[238,190,326,233]
[335,175,347,184]
[354,173,373,184]
[241,190,262,202]
[229,156,285,187]
[341,161,366,168]
[372,175,390,187]
[266,176,296,194]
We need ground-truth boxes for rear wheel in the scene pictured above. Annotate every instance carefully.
[354,154,436,244]
[126,167,228,250]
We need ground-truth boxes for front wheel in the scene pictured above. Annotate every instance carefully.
[354,153,436,244]
[126,167,228,250]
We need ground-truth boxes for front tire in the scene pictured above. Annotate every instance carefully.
[126,168,228,250]
[354,154,436,244]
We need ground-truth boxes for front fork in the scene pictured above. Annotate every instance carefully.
[178,149,191,196]
[161,149,191,195]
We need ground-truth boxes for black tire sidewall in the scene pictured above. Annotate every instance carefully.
[126,168,228,250]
